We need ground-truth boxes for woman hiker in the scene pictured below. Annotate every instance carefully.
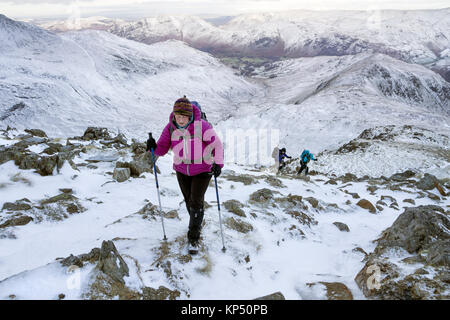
[146,96,224,253]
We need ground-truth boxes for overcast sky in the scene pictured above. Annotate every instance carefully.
[1,0,449,20]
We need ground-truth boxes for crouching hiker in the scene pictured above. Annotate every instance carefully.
[146,96,224,253]
[277,148,292,173]
[297,149,317,176]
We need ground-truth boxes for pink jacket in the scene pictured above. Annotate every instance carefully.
[153,104,224,176]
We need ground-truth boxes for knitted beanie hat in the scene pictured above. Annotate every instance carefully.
[173,96,193,117]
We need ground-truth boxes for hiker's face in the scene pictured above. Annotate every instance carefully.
[175,114,190,127]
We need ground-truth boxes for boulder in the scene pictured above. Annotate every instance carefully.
[113,167,131,182]
[1,199,32,211]
[82,127,111,141]
[417,173,446,196]
[333,222,350,232]
[357,199,377,214]
[389,170,416,182]
[319,282,353,300]
[376,205,449,254]
[96,240,129,284]
[0,215,33,228]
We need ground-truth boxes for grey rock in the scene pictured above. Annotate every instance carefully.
[142,286,181,300]
[376,205,449,254]
[426,239,450,267]
[113,167,131,182]
[96,240,129,284]
[390,170,416,182]
[1,200,32,211]
[24,129,48,138]
[333,222,350,232]
[357,199,377,214]
[225,217,254,233]
[254,291,285,300]
[0,215,33,228]
[249,188,277,203]
[82,127,111,141]
[223,200,246,217]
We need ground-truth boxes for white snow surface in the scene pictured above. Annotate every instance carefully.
[0,134,446,300]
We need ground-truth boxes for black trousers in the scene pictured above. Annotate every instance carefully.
[176,171,212,242]
[297,161,309,175]
[176,171,212,211]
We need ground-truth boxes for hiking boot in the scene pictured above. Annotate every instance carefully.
[188,239,200,254]
[187,207,204,243]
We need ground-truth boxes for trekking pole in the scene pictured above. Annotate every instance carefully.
[149,133,167,241]
[212,169,226,252]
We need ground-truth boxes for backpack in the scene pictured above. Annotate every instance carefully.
[301,149,310,163]
[191,101,208,121]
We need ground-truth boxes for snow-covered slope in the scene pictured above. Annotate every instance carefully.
[215,53,450,167]
[38,16,125,33]
[0,14,258,138]
[0,128,447,300]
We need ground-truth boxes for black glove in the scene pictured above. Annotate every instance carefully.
[146,136,157,152]
[314,158,318,161]
[211,163,221,177]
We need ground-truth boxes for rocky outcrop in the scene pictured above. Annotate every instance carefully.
[355,205,450,299]
[416,173,447,196]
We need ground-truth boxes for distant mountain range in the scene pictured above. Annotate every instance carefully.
[33,9,450,82]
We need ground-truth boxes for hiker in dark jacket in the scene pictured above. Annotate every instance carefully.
[278,148,292,173]
[297,149,317,176]
[146,96,224,252]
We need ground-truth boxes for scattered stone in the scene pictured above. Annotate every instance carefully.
[319,282,353,300]
[254,292,285,300]
[96,240,129,284]
[82,127,111,141]
[142,286,180,300]
[24,129,48,138]
[325,179,338,185]
[223,174,257,185]
[264,175,285,188]
[223,200,246,217]
[58,294,65,300]
[390,170,416,182]
[113,167,131,182]
[356,199,376,214]
[333,222,350,232]
[304,197,319,209]
[249,188,277,204]
[286,210,317,227]
[1,200,32,211]
[61,254,84,268]
[403,199,416,205]
[0,215,33,228]
[417,173,446,196]
[344,190,360,199]
[225,217,254,234]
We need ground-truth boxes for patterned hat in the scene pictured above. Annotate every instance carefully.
[173,96,193,117]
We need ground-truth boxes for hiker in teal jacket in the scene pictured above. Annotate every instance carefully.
[297,149,317,176]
